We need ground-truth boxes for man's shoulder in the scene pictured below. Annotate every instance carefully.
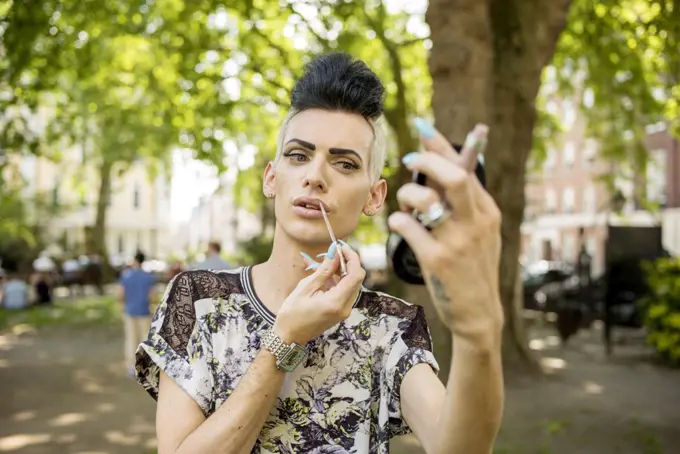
[168,268,244,302]
[352,288,434,352]
[156,269,248,333]
[355,287,424,323]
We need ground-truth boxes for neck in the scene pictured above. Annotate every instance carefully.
[252,223,338,313]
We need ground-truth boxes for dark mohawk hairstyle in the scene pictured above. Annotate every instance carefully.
[290,52,385,120]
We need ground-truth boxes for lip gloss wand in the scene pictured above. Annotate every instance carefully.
[319,202,348,277]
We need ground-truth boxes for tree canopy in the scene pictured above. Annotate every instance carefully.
[1,1,677,337]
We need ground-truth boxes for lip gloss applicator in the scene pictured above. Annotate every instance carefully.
[319,201,348,277]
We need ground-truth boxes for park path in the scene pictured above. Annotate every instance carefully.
[0,325,156,454]
[1,321,679,454]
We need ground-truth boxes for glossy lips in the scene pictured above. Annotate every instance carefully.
[292,196,330,220]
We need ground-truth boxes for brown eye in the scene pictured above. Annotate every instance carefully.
[338,161,359,171]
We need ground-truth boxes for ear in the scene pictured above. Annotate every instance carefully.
[263,161,276,198]
[363,178,387,216]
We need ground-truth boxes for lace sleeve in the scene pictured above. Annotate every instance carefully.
[135,271,215,416]
[381,305,439,438]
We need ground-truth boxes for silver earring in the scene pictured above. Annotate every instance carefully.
[265,192,274,199]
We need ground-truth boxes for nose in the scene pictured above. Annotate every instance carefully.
[302,157,328,192]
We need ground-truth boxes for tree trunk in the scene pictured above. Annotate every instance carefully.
[92,159,113,262]
[426,0,571,373]
[382,56,455,379]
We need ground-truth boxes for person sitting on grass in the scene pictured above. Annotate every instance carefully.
[1,259,29,311]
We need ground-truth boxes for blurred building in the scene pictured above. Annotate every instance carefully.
[521,105,679,276]
[14,150,172,261]
[170,173,263,260]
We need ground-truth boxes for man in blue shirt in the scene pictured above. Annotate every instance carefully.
[118,251,157,376]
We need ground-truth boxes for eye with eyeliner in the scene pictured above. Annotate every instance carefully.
[283,149,308,162]
[283,148,359,171]
[336,160,359,171]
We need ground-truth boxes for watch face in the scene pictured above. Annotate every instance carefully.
[279,344,308,372]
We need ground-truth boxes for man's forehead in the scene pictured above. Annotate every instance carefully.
[285,110,374,154]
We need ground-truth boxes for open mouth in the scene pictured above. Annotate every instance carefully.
[293,197,329,212]
[297,202,321,211]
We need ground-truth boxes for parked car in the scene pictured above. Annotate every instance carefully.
[522,260,575,311]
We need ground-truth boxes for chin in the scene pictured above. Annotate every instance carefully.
[283,220,334,244]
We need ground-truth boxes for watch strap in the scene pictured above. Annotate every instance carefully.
[262,329,291,364]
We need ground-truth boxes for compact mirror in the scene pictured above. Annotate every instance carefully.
[386,143,487,285]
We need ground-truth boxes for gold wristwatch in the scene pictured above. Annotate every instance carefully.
[261,329,308,372]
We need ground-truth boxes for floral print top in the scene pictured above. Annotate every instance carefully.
[135,267,439,454]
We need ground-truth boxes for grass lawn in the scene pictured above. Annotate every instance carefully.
[0,296,123,332]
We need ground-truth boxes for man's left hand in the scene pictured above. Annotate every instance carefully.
[388,119,504,347]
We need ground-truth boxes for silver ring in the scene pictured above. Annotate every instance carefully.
[417,202,452,229]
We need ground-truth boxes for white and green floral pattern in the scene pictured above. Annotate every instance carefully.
[135,267,438,454]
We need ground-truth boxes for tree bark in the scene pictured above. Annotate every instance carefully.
[92,158,113,262]
[379,31,455,379]
[426,0,571,373]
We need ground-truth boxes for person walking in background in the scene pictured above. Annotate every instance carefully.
[191,241,231,271]
[118,251,157,376]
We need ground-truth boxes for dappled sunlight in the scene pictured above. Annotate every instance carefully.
[104,362,127,376]
[127,416,155,435]
[583,381,605,395]
[58,356,76,365]
[11,324,37,337]
[54,433,77,444]
[49,412,88,427]
[0,334,19,351]
[0,433,52,451]
[103,430,143,446]
[541,356,568,374]
[95,403,116,413]
[11,411,36,422]
[73,369,106,394]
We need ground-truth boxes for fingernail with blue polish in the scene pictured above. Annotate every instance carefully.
[402,152,420,166]
[327,242,337,260]
[414,117,436,139]
[305,263,320,271]
[316,252,328,259]
[300,252,315,262]
[338,240,352,250]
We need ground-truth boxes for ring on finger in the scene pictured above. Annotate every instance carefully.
[417,202,452,230]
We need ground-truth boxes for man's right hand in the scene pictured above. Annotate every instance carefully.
[273,243,365,345]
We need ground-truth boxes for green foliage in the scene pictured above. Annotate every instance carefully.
[553,0,679,195]
[0,180,34,247]
[3,0,679,257]
[232,235,275,266]
[639,257,680,367]
[0,163,66,267]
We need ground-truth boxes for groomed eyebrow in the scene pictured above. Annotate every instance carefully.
[329,147,363,163]
[284,138,364,163]
[284,138,316,150]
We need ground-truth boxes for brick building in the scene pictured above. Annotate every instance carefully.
[520,110,679,277]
